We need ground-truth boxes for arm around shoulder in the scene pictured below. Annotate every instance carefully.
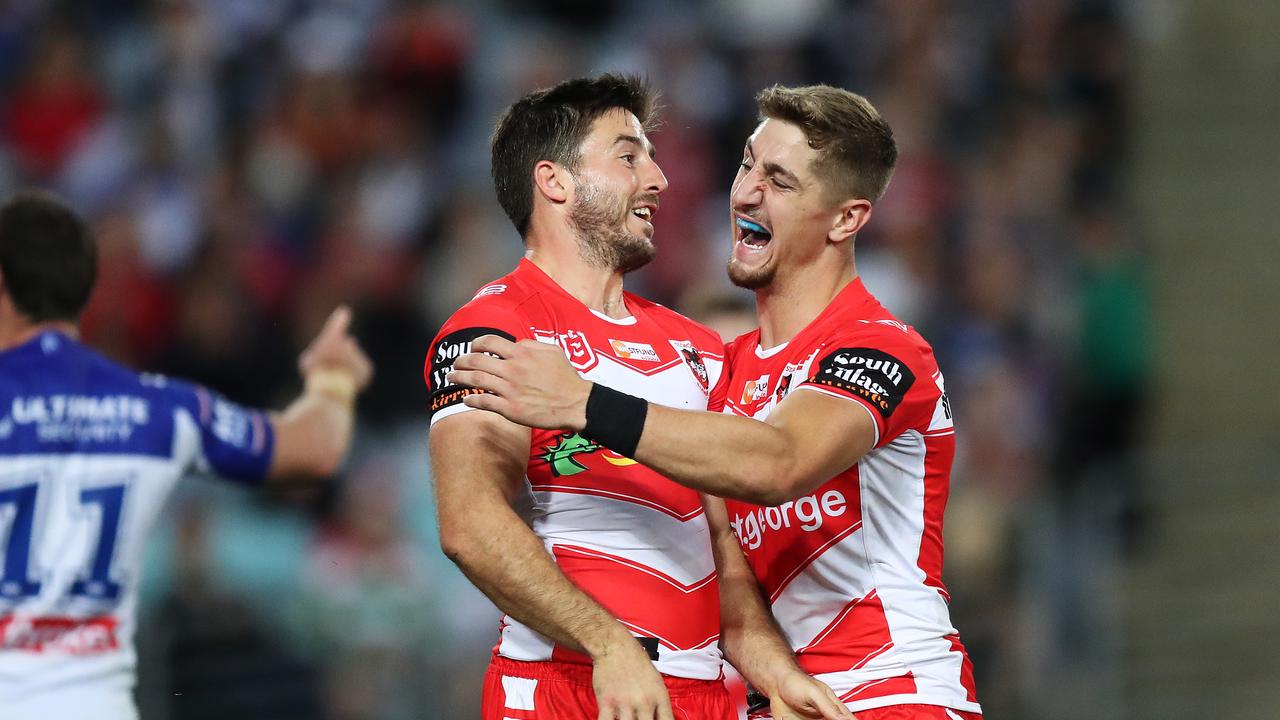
[632,388,876,505]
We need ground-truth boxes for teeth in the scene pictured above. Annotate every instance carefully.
[632,207,652,220]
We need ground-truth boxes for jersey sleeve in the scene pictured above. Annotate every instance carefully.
[706,339,731,413]
[159,377,276,484]
[425,299,531,424]
[797,333,935,448]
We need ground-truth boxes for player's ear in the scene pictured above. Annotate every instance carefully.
[828,198,873,245]
[533,160,572,205]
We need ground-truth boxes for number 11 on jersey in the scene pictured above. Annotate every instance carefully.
[0,480,129,604]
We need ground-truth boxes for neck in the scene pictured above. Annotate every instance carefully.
[524,228,630,319]
[0,319,78,353]
[755,260,857,348]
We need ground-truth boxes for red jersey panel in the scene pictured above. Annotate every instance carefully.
[723,278,980,714]
[426,259,728,681]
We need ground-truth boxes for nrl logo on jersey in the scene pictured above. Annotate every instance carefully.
[533,329,598,372]
[669,340,709,392]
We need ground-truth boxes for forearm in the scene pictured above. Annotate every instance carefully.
[269,371,357,479]
[430,414,638,661]
[631,404,798,505]
[707,500,803,696]
[441,503,638,658]
[721,579,805,698]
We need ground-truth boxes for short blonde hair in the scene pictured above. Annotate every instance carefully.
[757,85,897,204]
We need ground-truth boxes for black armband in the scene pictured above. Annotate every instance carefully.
[581,383,648,458]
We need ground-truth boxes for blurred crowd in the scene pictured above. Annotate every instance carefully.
[0,1,1149,719]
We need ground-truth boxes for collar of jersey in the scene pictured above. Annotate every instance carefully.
[517,258,639,325]
[753,276,880,357]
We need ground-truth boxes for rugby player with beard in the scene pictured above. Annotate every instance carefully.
[425,75,849,720]
[451,85,983,720]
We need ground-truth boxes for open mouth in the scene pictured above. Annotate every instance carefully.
[736,217,772,248]
[631,206,654,222]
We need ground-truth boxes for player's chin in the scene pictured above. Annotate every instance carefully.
[615,235,656,273]
[727,255,775,289]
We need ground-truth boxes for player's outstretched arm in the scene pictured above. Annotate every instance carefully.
[269,306,373,480]
[451,335,875,505]
[430,409,675,720]
[704,497,852,720]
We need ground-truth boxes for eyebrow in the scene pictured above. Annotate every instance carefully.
[745,140,801,187]
[762,161,801,188]
[615,134,656,158]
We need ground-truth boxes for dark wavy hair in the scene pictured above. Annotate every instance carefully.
[490,73,659,237]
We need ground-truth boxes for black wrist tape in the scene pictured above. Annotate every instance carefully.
[582,384,648,458]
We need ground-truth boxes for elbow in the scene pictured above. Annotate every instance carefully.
[438,522,477,569]
[311,449,346,478]
[300,443,347,478]
[735,456,806,507]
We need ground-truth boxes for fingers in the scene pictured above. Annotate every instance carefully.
[783,682,850,720]
[319,305,352,341]
[655,700,676,720]
[818,687,852,720]
[300,305,364,370]
[461,391,507,414]
[449,369,508,396]
[471,334,519,358]
[452,350,509,378]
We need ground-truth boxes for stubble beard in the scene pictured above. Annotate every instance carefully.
[727,256,777,289]
[568,179,655,274]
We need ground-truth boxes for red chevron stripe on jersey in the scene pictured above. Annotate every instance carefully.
[722,277,981,714]
[553,545,720,651]
[426,259,730,681]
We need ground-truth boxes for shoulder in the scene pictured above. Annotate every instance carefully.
[805,313,942,406]
[816,302,938,371]
[432,272,550,346]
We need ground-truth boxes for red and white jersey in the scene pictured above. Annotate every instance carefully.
[426,259,728,681]
[723,278,980,714]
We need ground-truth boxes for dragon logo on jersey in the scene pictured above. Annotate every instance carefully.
[775,363,806,403]
[539,433,638,476]
[540,433,601,476]
[669,340,709,392]
[811,347,915,419]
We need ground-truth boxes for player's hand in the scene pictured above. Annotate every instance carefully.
[769,671,852,720]
[450,335,591,432]
[298,305,374,393]
[591,640,675,720]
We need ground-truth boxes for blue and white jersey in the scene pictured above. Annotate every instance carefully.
[0,331,275,719]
